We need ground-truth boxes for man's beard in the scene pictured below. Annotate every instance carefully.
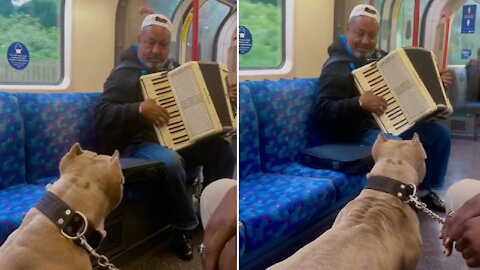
[144,60,166,72]
[353,47,375,59]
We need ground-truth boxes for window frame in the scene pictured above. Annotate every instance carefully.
[0,0,71,90]
[239,0,294,79]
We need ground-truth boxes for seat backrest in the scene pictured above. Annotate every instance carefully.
[238,83,261,178]
[449,67,468,108]
[0,93,26,188]
[245,78,322,171]
[14,93,101,184]
[466,60,480,102]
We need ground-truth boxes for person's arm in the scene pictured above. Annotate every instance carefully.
[441,193,480,260]
[440,69,453,89]
[94,71,143,129]
[218,235,236,270]
[201,186,237,270]
[314,71,372,127]
[95,69,169,128]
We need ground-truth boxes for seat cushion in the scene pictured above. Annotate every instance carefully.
[239,172,336,252]
[0,93,26,189]
[270,162,366,201]
[14,93,99,184]
[0,184,46,244]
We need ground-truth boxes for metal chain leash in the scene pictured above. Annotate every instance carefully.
[406,184,445,225]
[79,234,120,270]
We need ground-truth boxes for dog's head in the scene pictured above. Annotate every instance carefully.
[58,143,124,213]
[370,133,427,186]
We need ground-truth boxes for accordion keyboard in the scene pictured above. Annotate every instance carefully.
[358,64,412,135]
[149,73,190,145]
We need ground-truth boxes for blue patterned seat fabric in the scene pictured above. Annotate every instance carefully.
[239,79,367,260]
[14,93,100,185]
[0,184,46,244]
[0,92,156,245]
[240,172,336,251]
[0,93,26,189]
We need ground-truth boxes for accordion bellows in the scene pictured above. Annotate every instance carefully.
[352,47,452,136]
[140,61,235,151]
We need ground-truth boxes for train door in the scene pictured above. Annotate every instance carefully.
[115,0,236,70]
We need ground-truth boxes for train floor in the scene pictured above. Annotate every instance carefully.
[417,137,480,270]
[112,138,478,270]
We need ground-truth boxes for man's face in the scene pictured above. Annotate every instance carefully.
[346,16,379,58]
[137,25,171,70]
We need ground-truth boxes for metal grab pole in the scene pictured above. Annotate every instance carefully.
[192,0,199,61]
[441,13,451,71]
[412,0,420,46]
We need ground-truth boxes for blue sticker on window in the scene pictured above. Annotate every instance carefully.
[239,26,252,55]
[462,49,472,59]
[7,42,30,70]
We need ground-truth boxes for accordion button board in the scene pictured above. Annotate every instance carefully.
[140,61,235,151]
[352,47,452,136]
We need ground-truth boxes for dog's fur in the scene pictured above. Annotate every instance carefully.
[0,143,124,270]
[268,133,427,270]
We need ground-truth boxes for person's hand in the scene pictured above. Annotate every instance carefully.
[440,69,453,89]
[441,194,480,258]
[359,91,387,116]
[228,84,236,103]
[449,216,480,267]
[139,99,169,127]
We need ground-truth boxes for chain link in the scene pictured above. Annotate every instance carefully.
[407,193,445,224]
[79,234,120,270]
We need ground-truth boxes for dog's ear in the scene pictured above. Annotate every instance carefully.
[67,143,84,157]
[411,133,427,159]
[371,133,387,161]
[111,150,120,163]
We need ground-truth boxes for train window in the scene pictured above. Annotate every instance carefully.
[238,0,283,69]
[148,0,182,19]
[0,0,65,86]
[184,0,231,61]
[395,0,429,49]
[448,1,480,65]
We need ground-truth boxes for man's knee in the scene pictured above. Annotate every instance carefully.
[446,179,480,213]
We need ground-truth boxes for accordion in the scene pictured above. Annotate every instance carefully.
[140,61,236,151]
[352,47,452,136]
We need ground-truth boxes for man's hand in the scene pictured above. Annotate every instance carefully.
[440,70,453,89]
[441,193,480,260]
[359,91,387,116]
[139,99,169,127]
[450,217,480,267]
[228,84,237,103]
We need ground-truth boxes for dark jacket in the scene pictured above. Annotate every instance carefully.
[314,36,385,142]
[94,45,178,154]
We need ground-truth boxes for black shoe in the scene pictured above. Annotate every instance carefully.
[171,230,193,260]
[420,191,446,213]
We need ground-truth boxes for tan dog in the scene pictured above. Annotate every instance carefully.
[0,143,124,270]
[268,133,427,270]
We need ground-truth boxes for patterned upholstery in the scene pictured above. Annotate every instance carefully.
[0,93,26,189]
[271,162,366,200]
[0,92,165,247]
[239,173,336,251]
[14,93,97,184]
[239,84,261,179]
[244,79,323,170]
[0,184,46,244]
[239,78,368,261]
[239,221,246,257]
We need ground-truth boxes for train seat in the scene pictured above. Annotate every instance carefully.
[239,79,366,269]
[0,91,201,260]
[444,67,480,139]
